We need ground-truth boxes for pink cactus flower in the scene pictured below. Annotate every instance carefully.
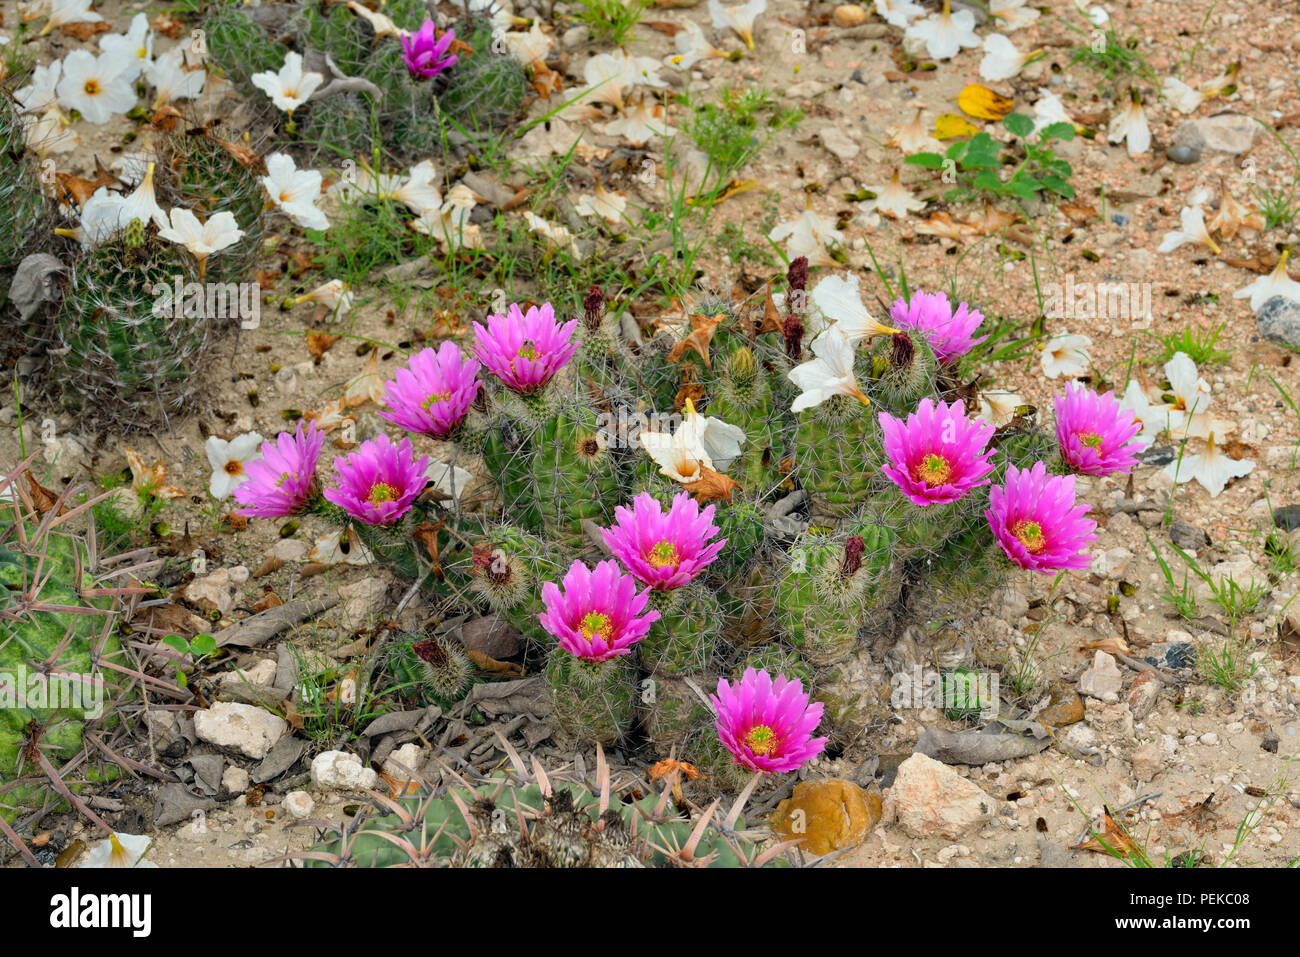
[889,290,988,365]
[538,559,660,662]
[712,668,828,775]
[401,21,458,80]
[323,433,430,526]
[232,421,325,518]
[985,461,1099,573]
[879,397,996,506]
[379,342,482,438]
[600,491,726,590]
[472,302,579,393]
[1054,382,1147,477]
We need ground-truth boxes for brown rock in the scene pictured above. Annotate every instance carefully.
[772,778,881,855]
[1131,742,1161,783]
[1039,683,1085,727]
[1127,669,1161,721]
[460,614,523,660]
[833,3,869,27]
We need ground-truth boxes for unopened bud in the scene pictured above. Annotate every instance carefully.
[842,536,864,576]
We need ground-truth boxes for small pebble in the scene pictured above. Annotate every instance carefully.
[1168,145,1200,164]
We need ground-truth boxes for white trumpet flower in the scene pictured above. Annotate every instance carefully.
[251,51,323,115]
[788,326,870,412]
[904,0,980,61]
[56,49,136,125]
[261,152,329,231]
[1040,332,1091,379]
[1107,93,1150,156]
[1157,205,1220,255]
[99,12,153,81]
[708,0,765,50]
[1233,250,1300,311]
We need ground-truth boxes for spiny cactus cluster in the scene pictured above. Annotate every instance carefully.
[237,259,1133,782]
[0,70,267,430]
[0,91,60,341]
[0,464,160,825]
[206,0,526,164]
[305,742,796,868]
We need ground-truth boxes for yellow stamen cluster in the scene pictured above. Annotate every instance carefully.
[1012,519,1046,554]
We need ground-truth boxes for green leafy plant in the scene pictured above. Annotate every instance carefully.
[906,113,1075,206]
[571,0,652,45]
[159,633,217,690]
[1145,321,1231,366]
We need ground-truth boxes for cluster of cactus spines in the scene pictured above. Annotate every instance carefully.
[206,2,524,164]
[305,741,797,868]
[640,585,722,677]
[0,463,161,827]
[46,235,213,430]
[529,399,620,556]
[388,633,475,706]
[0,91,58,335]
[544,649,637,748]
[205,0,286,88]
[793,394,883,522]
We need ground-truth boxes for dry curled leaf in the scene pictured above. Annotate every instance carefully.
[252,589,284,613]
[306,331,339,358]
[683,465,742,505]
[123,447,187,500]
[151,13,185,37]
[1078,636,1129,656]
[253,555,285,578]
[222,513,249,531]
[673,382,705,412]
[465,649,524,677]
[667,312,726,369]
[60,20,109,40]
[1070,809,1140,856]
[26,473,65,516]
[413,521,443,575]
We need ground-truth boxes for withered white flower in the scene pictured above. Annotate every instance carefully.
[379,160,443,217]
[979,34,1034,82]
[1234,250,1300,311]
[502,22,553,68]
[294,279,353,318]
[603,94,676,145]
[1164,433,1254,498]
[989,0,1039,30]
[524,211,582,256]
[574,181,628,226]
[874,0,924,29]
[979,389,1025,427]
[788,326,870,412]
[39,0,102,36]
[1040,332,1091,379]
[1157,205,1220,256]
[768,205,843,266]
[639,398,744,482]
[80,833,157,869]
[1117,379,1165,446]
[1031,89,1073,138]
[887,108,942,155]
[708,0,765,50]
[146,47,206,110]
[859,170,924,220]
[1162,77,1203,114]
[1107,92,1150,156]
[809,274,900,345]
[16,60,61,113]
[664,19,727,70]
[346,0,405,39]
[581,50,666,111]
[251,51,323,115]
[904,0,980,61]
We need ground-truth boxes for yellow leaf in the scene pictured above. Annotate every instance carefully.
[958,84,1014,121]
[934,113,979,140]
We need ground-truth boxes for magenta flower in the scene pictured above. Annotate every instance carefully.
[379,342,481,438]
[889,290,988,365]
[538,559,660,662]
[1054,382,1147,477]
[879,398,996,506]
[401,21,458,80]
[712,668,828,775]
[323,433,430,526]
[472,302,579,393]
[601,491,726,591]
[985,461,1099,573]
[232,421,324,518]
